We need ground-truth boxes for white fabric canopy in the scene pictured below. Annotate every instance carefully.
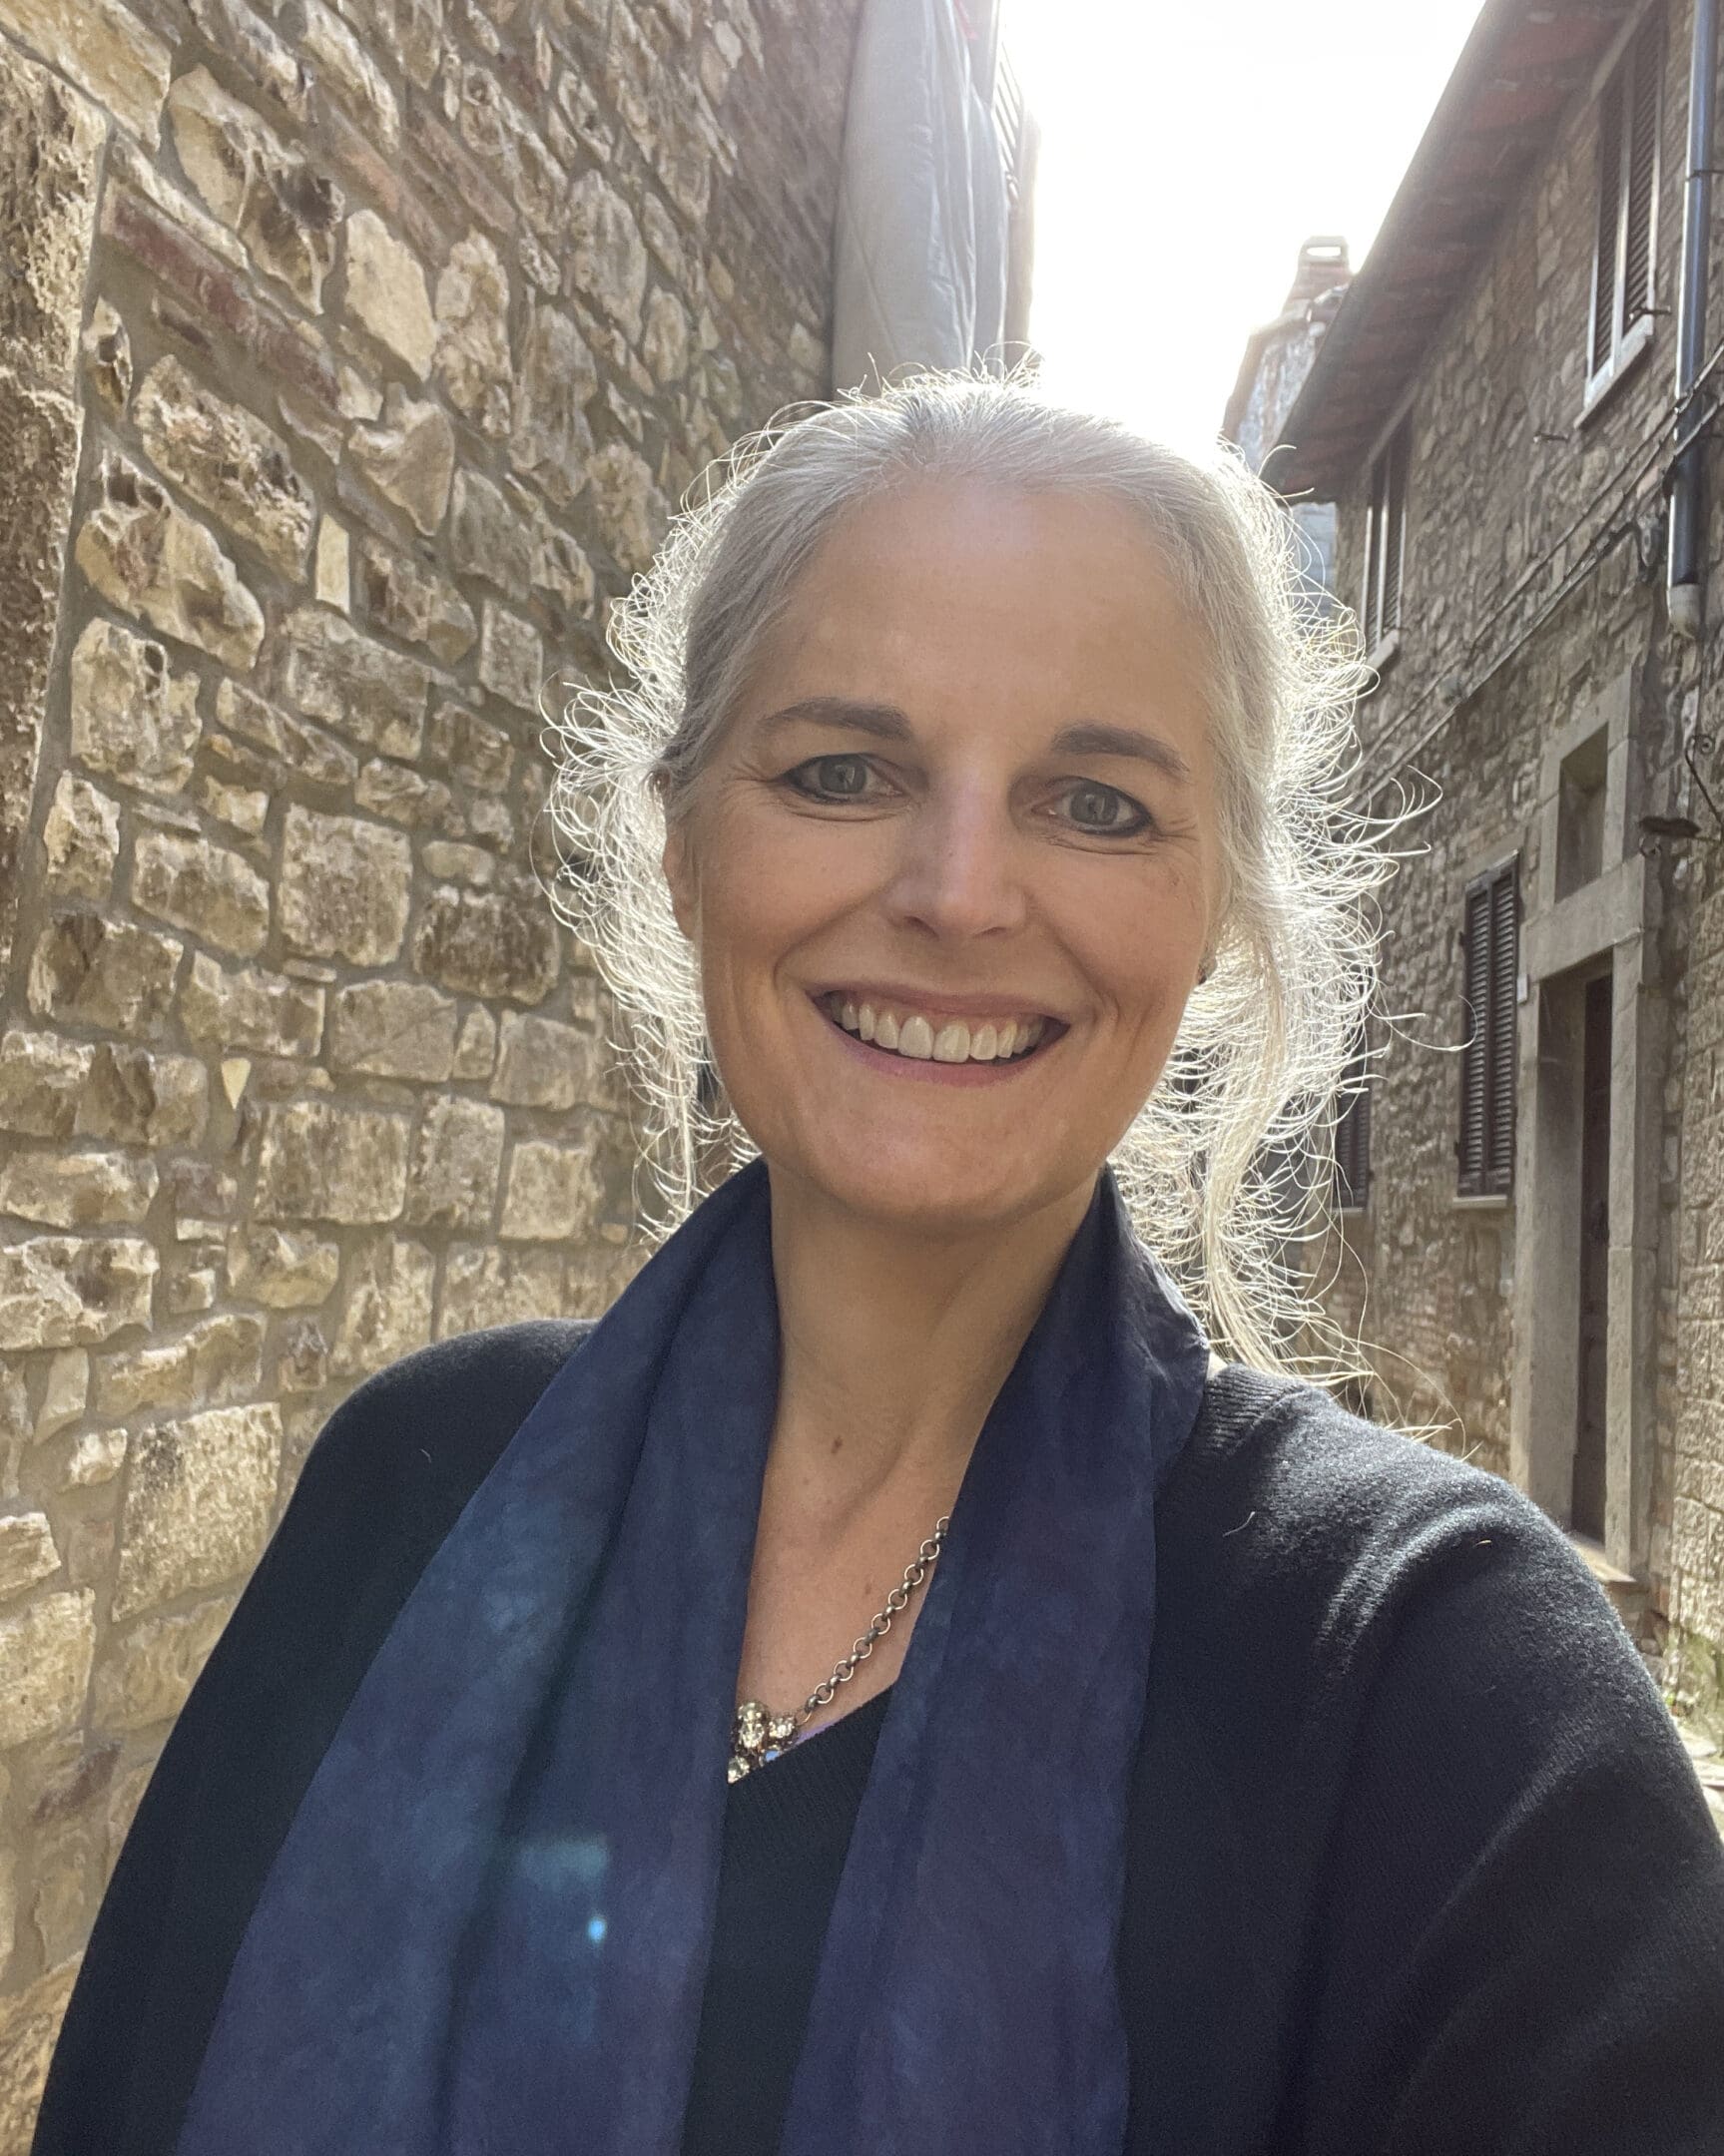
[831,0,1009,391]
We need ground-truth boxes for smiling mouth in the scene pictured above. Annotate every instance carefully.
[816,992,1063,1067]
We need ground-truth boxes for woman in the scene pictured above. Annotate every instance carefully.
[35,376,1724,2155]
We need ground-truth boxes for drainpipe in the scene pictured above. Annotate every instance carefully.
[1668,0,1718,638]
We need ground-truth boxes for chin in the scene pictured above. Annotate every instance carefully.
[765,1133,1090,1241]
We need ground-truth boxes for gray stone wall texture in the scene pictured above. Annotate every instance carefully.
[0,0,861,2132]
[1314,4,1724,1723]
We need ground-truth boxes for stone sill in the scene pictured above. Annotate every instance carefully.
[1578,316,1655,428]
[1451,1191,1510,1211]
[1361,630,1402,694]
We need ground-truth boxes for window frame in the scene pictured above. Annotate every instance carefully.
[1583,7,1664,412]
[1456,858,1520,1199]
[1360,414,1411,663]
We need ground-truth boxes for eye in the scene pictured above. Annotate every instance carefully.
[1054,781,1153,836]
[784,754,882,803]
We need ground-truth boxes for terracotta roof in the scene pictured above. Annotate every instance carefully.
[1274,0,1641,499]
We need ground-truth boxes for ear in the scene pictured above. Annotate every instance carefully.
[661,819,697,942]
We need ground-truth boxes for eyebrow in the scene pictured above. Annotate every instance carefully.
[756,699,1194,787]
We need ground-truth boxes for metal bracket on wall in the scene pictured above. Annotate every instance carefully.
[1639,728,1723,850]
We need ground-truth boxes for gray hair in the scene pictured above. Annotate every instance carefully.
[549,371,1403,1387]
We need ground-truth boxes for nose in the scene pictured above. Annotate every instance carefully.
[880,784,1029,941]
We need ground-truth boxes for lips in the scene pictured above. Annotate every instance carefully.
[817,991,1060,1066]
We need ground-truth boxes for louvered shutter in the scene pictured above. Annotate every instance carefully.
[1592,68,1624,376]
[1486,864,1518,1192]
[1458,881,1490,1195]
[1334,1032,1371,1212]
[1623,18,1661,325]
[1383,425,1408,636]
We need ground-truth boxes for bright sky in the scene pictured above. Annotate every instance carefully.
[1004,0,1489,449]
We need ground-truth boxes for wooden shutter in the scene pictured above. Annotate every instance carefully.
[1623,17,1661,326]
[1362,420,1410,651]
[1591,66,1624,376]
[1486,864,1518,1192]
[1334,1032,1371,1212]
[1458,882,1491,1195]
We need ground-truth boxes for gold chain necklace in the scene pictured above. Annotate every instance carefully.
[727,1514,950,1782]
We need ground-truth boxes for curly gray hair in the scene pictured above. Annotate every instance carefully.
[549,371,1401,1387]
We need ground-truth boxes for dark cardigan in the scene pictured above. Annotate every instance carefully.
[32,1322,1724,2155]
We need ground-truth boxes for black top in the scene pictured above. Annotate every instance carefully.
[33,1320,1724,2156]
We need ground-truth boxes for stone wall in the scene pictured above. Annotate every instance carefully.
[1309,3,1724,1710]
[0,0,860,2133]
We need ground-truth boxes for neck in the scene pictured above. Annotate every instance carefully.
[764,1166,1096,1522]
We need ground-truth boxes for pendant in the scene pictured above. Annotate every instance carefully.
[727,1698,801,1782]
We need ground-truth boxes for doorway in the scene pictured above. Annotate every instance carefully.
[1571,969,1612,1539]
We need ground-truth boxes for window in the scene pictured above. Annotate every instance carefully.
[1361,418,1410,655]
[1588,10,1663,395]
[1457,861,1519,1197]
[1334,1030,1372,1214]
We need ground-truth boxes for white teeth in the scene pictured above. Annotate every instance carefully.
[932,1021,970,1063]
[995,1021,1017,1057]
[874,1010,900,1051]
[969,1023,998,1061]
[898,1014,934,1060]
[826,997,1050,1064]
[841,999,859,1031]
[859,1002,876,1042]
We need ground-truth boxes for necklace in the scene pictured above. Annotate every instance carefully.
[727,1513,950,1782]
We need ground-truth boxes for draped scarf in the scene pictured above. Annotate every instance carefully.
[176,1157,1211,2155]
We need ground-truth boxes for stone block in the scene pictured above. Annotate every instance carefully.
[0,0,169,148]
[227,1225,339,1307]
[61,1427,126,1488]
[566,169,646,337]
[0,1149,158,1229]
[74,1042,209,1150]
[440,1243,564,1336]
[36,1348,88,1440]
[75,452,265,670]
[642,286,690,384]
[254,1101,409,1223]
[477,602,543,712]
[453,1006,497,1080]
[28,912,182,1037]
[588,440,666,575]
[297,0,399,150]
[279,804,412,964]
[421,841,494,885]
[0,1236,155,1349]
[278,1315,327,1390]
[499,1137,605,1242]
[216,675,358,789]
[490,1009,618,1110]
[530,508,597,615]
[41,772,120,897]
[404,1094,504,1229]
[449,468,534,592]
[0,41,102,390]
[132,827,271,956]
[0,1512,59,1601]
[134,355,315,578]
[0,1956,81,2156]
[343,209,434,377]
[185,0,312,125]
[329,979,458,1080]
[414,883,560,1004]
[354,758,459,830]
[330,1234,434,1375]
[433,229,511,437]
[315,515,349,610]
[275,603,430,759]
[94,1311,264,1418]
[348,382,455,534]
[427,697,514,791]
[199,775,270,833]
[356,532,476,663]
[509,302,597,508]
[181,951,324,1057]
[92,1595,233,1730]
[68,616,202,795]
[0,1589,94,1747]
[0,1030,92,1139]
[112,1405,282,1621]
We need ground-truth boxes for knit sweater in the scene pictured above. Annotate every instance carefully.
[32,1320,1724,2155]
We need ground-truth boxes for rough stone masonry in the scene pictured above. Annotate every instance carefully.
[0,0,862,2135]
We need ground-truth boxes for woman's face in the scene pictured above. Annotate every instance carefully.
[663,480,1224,1236]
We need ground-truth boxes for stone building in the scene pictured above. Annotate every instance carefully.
[1234,0,1724,1726]
[0,0,1030,2130]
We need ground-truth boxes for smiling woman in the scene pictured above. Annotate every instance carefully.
[35,375,1724,2156]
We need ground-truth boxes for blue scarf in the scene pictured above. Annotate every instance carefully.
[177,1159,1210,2155]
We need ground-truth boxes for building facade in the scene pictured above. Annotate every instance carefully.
[0,0,906,2131]
[1243,0,1724,1729]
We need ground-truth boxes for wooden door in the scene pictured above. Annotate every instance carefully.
[1571,971,1612,1540]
